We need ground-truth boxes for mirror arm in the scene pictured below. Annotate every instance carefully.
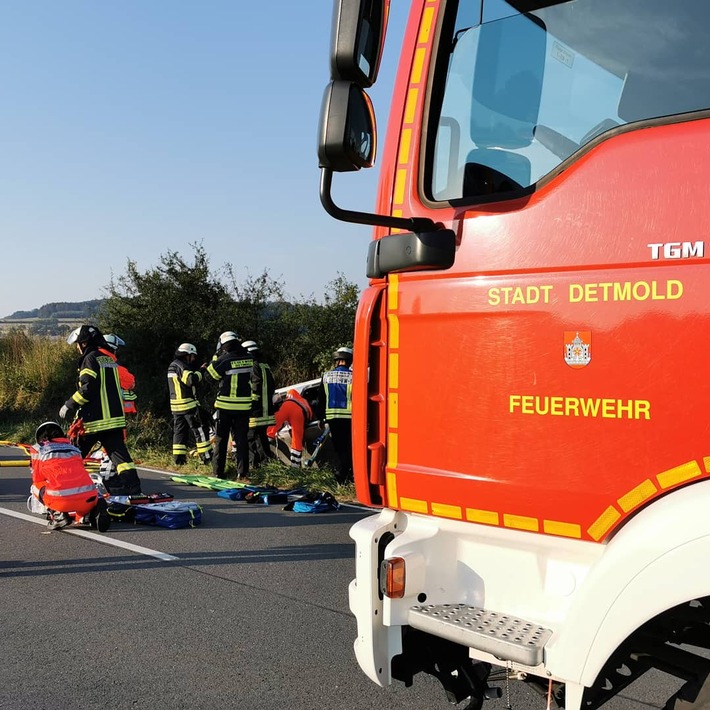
[320,168,437,233]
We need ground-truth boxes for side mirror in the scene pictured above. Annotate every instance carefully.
[317,0,438,235]
[330,0,388,88]
[318,80,376,172]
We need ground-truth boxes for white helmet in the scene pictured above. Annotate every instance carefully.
[241,340,259,353]
[67,327,81,345]
[333,346,353,362]
[218,331,239,347]
[177,343,197,356]
[67,324,100,346]
[104,333,125,352]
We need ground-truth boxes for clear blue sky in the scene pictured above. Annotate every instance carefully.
[0,1,407,317]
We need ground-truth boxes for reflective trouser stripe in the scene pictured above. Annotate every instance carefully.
[249,415,276,427]
[45,484,96,496]
[196,441,212,454]
[325,410,352,419]
[173,444,188,455]
[116,462,136,474]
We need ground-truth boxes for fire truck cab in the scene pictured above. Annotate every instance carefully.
[318,1,710,708]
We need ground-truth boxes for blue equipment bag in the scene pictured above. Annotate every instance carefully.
[289,491,340,513]
[134,501,202,529]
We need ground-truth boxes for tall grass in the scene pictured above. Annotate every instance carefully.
[0,331,76,425]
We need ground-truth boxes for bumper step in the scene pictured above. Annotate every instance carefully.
[408,604,552,666]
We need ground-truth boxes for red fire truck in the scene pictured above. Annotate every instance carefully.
[318,0,710,708]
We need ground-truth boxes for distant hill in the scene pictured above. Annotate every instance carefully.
[0,300,105,336]
[4,299,105,321]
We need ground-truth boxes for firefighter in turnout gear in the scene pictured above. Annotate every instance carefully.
[168,343,212,465]
[205,331,254,478]
[241,340,276,469]
[60,325,141,495]
[104,333,138,415]
[316,346,353,483]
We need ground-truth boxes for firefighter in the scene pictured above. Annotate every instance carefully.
[60,324,142,495]
[31,421,110,531]
[267,388,313,467]
[103,333,138,416]
[168,343,212,465]
[205,331,254,479]
[316,346,353,484]
[241,340,276,469]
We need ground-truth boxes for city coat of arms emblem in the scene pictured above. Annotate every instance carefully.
[564,331,591,368]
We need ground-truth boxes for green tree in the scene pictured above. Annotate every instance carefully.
[271,273,358,385]
[101,243,238,412]
[100,244,359,415]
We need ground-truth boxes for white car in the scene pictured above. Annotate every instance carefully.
[270,379,335,468]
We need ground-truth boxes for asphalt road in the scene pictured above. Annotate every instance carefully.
[0,445,680,710]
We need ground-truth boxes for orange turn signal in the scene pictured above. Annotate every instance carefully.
[382,557,406,598]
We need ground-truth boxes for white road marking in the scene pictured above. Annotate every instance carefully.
[0,506,179,561]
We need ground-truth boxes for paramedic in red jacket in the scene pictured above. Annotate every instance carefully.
[267,389,313,467]
[104,334,138,415]
[31,421,110,531]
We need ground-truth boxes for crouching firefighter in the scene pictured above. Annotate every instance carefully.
[168,342,212,465]
[60,325,142,496]
[31,421,110,531]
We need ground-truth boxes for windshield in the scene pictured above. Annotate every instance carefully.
[428,0,710,202]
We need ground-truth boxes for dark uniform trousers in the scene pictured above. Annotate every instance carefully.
[212,410,250,479]
[328,418,353,484]
[173,410,211,462]
[248,426,272,469]
[79,428,141,495]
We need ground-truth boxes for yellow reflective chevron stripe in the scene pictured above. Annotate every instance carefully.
[99,365,110,422]
[215,396,251,410]
[80,368,97,379]
[83,416,126,433]
[171,400,198,413]
[168,372,198,412]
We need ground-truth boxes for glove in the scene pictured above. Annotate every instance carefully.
[59,404,70,420]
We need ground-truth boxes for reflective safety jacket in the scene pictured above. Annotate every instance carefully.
[100,347,137,414]
[167,357,203,413]
[64,347,126,433]
[318,365,353,420]
[31,438,96,497]
[206,346,254,412]
[249,357,276,428]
